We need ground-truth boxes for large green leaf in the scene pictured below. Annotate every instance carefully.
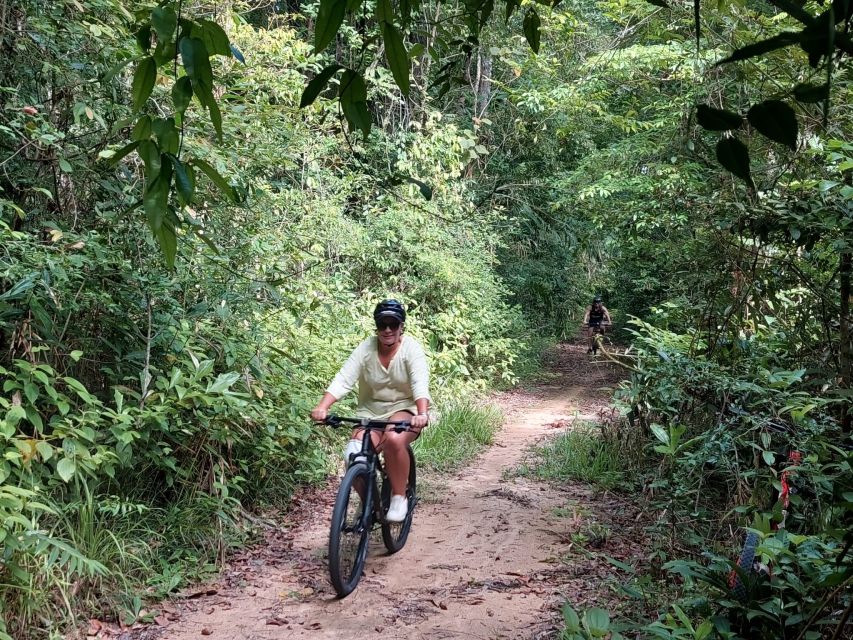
[56,457,76,483]
[382,23,410,95]
[151,6,177,44]
[131,116,152,141]
[747,100,798,150]
[300,64,343,108]
[793,82,829,103]
[180,37,214,104]
[152,117,179,155]
[407,177,433,200]
[207,372,240,393]
[172,76,193,113]
[562,605,581,633]
[339,69,368,104]
[191,158,236,201]
[136,25,152,52]
[143,155,172,231]
[195,19,231,57]
[582,608,610,637]
[131,57,157,112]
[104,140,140,166]
[716,137,754,188]
[697,105,743,131]
[716,31,801,65]
[343,100,372,139]
[339,70,371,138]
[399,0,412,25]
[523,9,541,54]
[172,157,196,205]
[315,0,347,53]
[137,140,162,179]
[375,0,393,23]
[153,215,178,269]
[207,98,223,141]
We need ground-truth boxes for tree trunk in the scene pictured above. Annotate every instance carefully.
[474,50,492,118]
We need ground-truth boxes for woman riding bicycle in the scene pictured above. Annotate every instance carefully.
[310,299,430,523]
[583,295,612,354]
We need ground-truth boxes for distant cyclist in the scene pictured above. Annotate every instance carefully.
[310,299,430,522]
[582,296,612,354]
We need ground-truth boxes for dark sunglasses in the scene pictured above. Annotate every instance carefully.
[376,320,401,331]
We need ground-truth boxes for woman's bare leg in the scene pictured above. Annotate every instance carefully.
[379,411,419,496]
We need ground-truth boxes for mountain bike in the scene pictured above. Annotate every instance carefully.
[321,415,417,597]
[584,321,612,355]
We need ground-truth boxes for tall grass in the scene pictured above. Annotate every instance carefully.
[413,402,502,472]
[516,423,625,489]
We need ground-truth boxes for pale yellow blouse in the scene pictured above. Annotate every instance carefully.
[326,335,431,419]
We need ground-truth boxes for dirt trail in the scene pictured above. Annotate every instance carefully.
[128,343,642,640]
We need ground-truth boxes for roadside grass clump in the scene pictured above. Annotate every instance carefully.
[516,423,625,490]
[413,401,502,472]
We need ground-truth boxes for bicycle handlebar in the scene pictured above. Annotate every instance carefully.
[321,414,414,432]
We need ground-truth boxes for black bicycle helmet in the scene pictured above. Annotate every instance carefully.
[373,299,406,324]
[593,295,603,304]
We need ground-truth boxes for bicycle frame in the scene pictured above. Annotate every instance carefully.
[325,415,414,528]
[322,414,418,596]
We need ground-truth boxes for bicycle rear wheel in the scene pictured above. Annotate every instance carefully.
[381,446,417,553]
[328,463,372,597]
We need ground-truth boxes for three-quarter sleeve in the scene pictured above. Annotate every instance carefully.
[326,340,367,400]
[405,339,431,402]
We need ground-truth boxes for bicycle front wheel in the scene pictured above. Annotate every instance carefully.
[381,446,417,553]
[328,463,372,597]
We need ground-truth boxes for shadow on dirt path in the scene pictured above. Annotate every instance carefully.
[120,342,645,640]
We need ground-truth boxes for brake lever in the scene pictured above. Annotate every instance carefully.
[324,415,342,427]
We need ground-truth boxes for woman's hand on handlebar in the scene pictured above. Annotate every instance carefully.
[410,413,429,430]
[310,406,328,422]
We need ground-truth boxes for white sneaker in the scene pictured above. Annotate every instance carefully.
[386,495,408,522]
[343,439,366,466]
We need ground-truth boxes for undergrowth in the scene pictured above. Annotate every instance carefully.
[413,401,503,472]
[515,423,627,490]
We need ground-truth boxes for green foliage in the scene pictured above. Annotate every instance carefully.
[413,401,502,472]
[1,0,851,636]
[0,6,538,636]
[561,604,623,640]
[516,424,625,490]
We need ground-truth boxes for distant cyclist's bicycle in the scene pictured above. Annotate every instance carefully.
[584,322,612,355]
[321,415,417,597]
